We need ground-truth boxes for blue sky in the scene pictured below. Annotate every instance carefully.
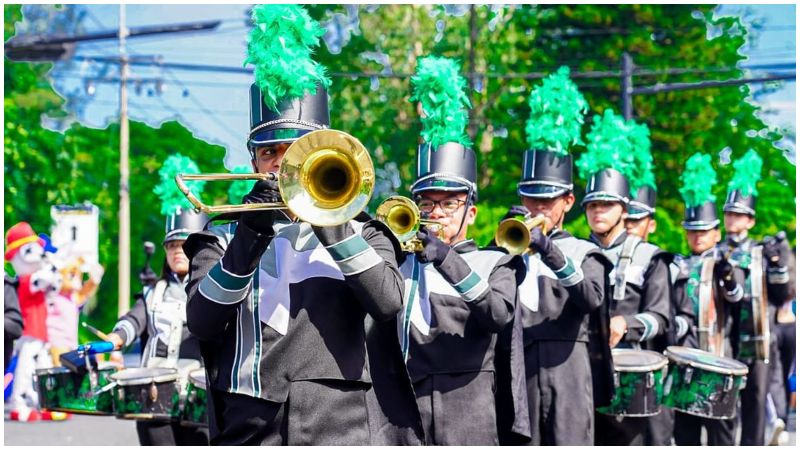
[13,4,797,168]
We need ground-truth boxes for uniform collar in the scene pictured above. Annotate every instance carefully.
[550,229,572,240]
[451,239,477,254]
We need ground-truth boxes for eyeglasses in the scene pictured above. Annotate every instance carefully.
[416,198,466,215]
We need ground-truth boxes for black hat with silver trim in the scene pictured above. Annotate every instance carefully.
[243,5,331,152]
[628,186,657,219]
[164,208,209,244]
[411,142,478,201]
[518,67,587,199]
[582,168,631,206]
[722,149,763,217]
[679,152,720,230]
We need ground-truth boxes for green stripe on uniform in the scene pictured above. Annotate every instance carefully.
[325,234,370,262]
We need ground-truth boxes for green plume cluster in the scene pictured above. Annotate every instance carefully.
[626,120,656,194]
[410,55,472,148]
[154,154,205,216]
[244,4,331,112]
[576,109,635,185]
[228,165,257,203]
[727,149,763,197]
[525,66,588,155]
[679,152,717,208]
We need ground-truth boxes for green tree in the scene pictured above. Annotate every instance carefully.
[5,4,229,336]
[306,5,794,252]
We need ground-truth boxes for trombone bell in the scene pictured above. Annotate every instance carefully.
[174,129,374,227]
[495,215,549,255]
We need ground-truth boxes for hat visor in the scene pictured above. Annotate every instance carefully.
[248,128,313,147]
[627,202,655,219]
[410,179,471,195]
[163,230,191,245]
[518,184,570,199]
[682,220,720,231]
[581,192,628,207]
[723,204,755,216]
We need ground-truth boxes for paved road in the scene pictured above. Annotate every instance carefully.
[4,413,139,446]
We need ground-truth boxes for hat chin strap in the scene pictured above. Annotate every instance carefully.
[596,208,625,240]
[450,184,474,246]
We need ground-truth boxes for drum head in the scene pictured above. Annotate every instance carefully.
[611,349,668,372]
[110,367,179,385]
[665,346,748,375]
[188,369,207,389]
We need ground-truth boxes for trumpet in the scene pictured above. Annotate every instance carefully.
[495,214,550,255]
[375,196,443,253]
[175,129,374,227]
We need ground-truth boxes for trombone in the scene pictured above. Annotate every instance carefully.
[174,129,375,227]
[495,214,550,255]
[376,196,443,253]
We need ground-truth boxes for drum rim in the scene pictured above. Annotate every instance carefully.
[665,346,748,375]
[611,349,669,372]
[35,367,70,375]
[110,367,180,385]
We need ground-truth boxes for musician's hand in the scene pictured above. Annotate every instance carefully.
[714,257,734,282]
[416,225,451,266]
[763,232,789,267]
[106,332,124,351]
[609,315,628,348]
[108,351,124,366]
[501,205,531,222]
[240,180,281,234]
[528,224,552,254]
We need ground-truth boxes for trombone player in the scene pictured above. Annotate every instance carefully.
[501,67,612,446]
[182,5,420,445]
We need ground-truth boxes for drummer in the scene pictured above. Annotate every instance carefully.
[671,153,745,445]
[106,165,209,446]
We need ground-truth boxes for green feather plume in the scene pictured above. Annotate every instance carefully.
[576,109,637,184]
[410,55,472,148]
[244,4,331,112]
[626,120,656,194]
[679,152,717,208]
[154,154,206,216]
[525,66,588,155]
[727,149,763,197]
[228,165,257,203]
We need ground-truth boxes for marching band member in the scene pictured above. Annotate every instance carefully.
[106,156,210,445]
[396,55,525,445]
[718,149,794,445]
[671,152,744,445]
[504,67,612,446]
[183,5,420,445]
[576,110,672,446]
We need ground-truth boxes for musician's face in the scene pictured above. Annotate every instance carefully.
[520,192,575,230]
[416,191,476,246]
[625,216,657,240]
[585,201,626,235]
[252,143,291,174]
[687,228,721,254]
[723,212,755,235]
[165,240,189,276]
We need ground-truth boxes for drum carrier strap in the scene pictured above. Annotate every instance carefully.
[613,235,642,301]
[142,280,182,368]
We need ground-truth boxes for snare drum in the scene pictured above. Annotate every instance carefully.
[596,349,669,417]
[662,346,748,419]
[35,362,119,415]
[110,367,181,422]
[180,369,208,427]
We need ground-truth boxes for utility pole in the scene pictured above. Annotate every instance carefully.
[467,4,477,139]
[118,4,131,316]
[621,52,634,120]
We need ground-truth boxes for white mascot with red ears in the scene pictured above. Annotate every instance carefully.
[5,222,65,421]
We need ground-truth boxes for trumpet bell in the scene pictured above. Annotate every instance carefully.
[375,196,420,242]
[495,216,549,255]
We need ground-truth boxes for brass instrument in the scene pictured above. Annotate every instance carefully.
[174,129,375,227]
[495,215,550,255]
[375,196,442,253]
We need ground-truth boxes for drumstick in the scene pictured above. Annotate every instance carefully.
[82,321,110,341]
